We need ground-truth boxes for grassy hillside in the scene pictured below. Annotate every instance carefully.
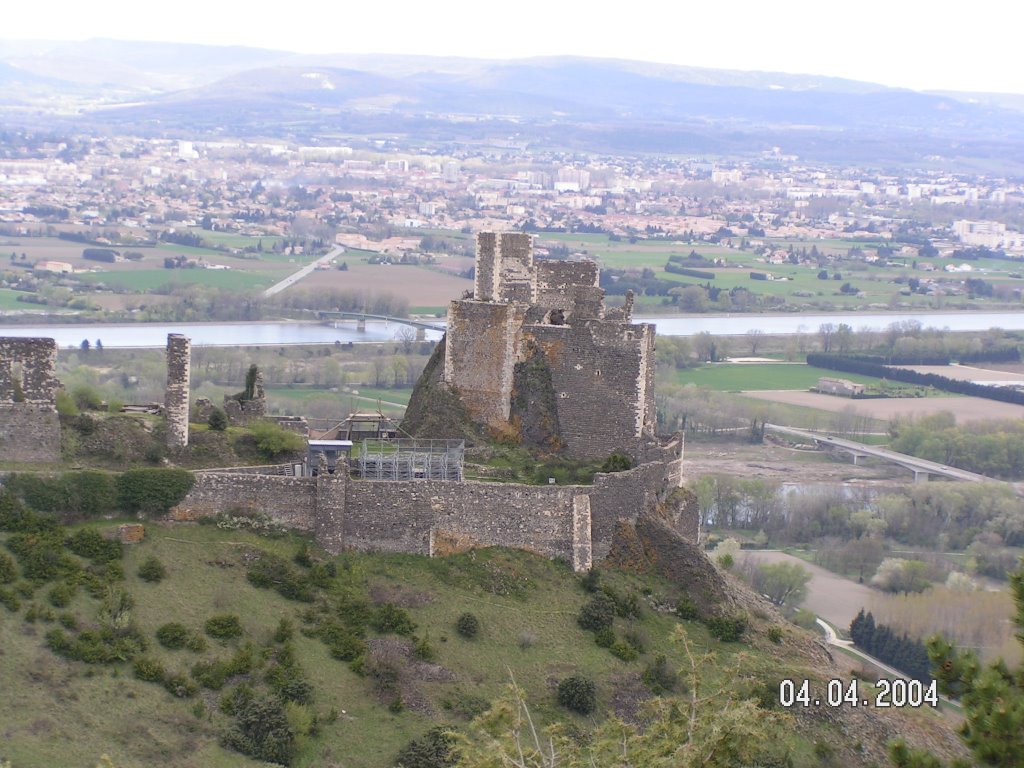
[0,509,962,768]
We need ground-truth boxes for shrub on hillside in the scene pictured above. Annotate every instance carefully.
[557,675,597,714]
[205,614,243,641]
[66,529,122,563]
[220,694,296,766]
[455,612,479,639]
[706,613,748,642]
[0,552,16,583]
[373,603,417,636]
[577,593,616,632]
[115,468,194,514]
[156,622,190,649]
[208,407,228,432]
[134,656,167,683]
[642,654,679,694]
[138,556,167,583]
[395,726,458,768]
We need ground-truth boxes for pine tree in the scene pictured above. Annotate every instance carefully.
[890,563,1024,766]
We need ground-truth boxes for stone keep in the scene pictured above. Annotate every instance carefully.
[443,232,656,460]
[165,333,191,448]
[0,337,61,462]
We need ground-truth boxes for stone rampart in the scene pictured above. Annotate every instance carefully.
[175,472,317,531]
[172,442,693,572]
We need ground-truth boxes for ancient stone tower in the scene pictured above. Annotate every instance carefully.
[439,232,656,460]
[0,337,61,462]
[165,333,191,448]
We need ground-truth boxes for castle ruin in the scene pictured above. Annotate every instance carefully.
[431,232,655,459]
[165,333,191,448]
[0,337,61,463]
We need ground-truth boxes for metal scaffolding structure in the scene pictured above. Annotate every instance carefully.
[356,439,464,481]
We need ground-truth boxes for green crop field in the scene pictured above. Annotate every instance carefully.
[78,269,278,291]
[668,363,887,391]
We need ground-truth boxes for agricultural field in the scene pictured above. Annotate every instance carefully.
[741,390,1024,423]
[299,261,471,308]
[534,232,1024,313]
[668,363,884,391]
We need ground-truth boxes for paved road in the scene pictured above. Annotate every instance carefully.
[263,245,343,297]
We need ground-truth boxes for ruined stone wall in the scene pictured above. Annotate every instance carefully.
[528,321,656,460]
[443,300,525,429]
[496,232,536,304]
[474,231,499,301]
[588,453,683,561]
[0,337,60,463]
[174,472,317,531]
[0,406,60,463]
[341,479,581,563]
[165,334,190,448]
[171,447,689,570]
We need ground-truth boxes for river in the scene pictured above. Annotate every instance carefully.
[0,310,1022,348]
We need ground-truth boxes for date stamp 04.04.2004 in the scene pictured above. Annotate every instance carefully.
[779,678,939,709]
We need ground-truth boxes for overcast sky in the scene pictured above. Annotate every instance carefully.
[6,0,1024,94]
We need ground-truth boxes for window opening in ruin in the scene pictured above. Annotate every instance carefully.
[11,362,24,402]
[546,309,566,325]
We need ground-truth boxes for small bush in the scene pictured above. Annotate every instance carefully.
[676,597,700,620]
[0,586,21,612]
[66,529,122,563]
[706,613,748,642]
[249,420,305,461]
[246,553,314,602]
[48,582,76,608]
[455,612,479,639]
[163,672,199,698]
[557,675,597,715]
[186,633,208,653]
[134,656,167,683]
[414,634,437,662]
[642,654,679,694]
[221,695,296,765]
[395,726,458,768]
[580,568,601,593]
[192,646,254,690]
[205,614,243,640]
[293,542,313,568]
[577,593,615,632]
[156,622,190,649]
[318,622,367,662]
[623,625,648,653]
[273,619,294,644]
[609,641,639,662]
[767,626,784,644]
[373,603,417,636]
[0,552,16,583]
[599,453,633,473]
[208,407,228,432]
[138,556,167,583]
[594,628,616,648]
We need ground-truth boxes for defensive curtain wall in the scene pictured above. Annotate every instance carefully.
[0,337,61,463]
[172,438,690,571]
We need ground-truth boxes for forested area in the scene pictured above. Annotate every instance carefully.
[889,413,1024,481]
[849,610,932,682]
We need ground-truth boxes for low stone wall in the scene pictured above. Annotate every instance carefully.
[175,472,317,531]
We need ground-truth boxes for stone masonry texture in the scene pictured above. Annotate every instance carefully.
[165,334,191,448]
[0,337,60,463]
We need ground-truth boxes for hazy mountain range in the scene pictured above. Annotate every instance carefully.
[2,38,1024,166]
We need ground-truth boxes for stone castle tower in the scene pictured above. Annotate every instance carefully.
[165,333,191,448]
[436,232,656,459]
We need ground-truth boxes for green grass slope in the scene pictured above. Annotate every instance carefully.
[0,517,962,768]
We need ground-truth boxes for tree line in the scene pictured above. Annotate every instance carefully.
[849,609,932,682]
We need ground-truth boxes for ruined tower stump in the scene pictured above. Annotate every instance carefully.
[165,333,191,448]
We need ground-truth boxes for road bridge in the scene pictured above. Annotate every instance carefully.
[766,423,999,484]
[317,311,445,337]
